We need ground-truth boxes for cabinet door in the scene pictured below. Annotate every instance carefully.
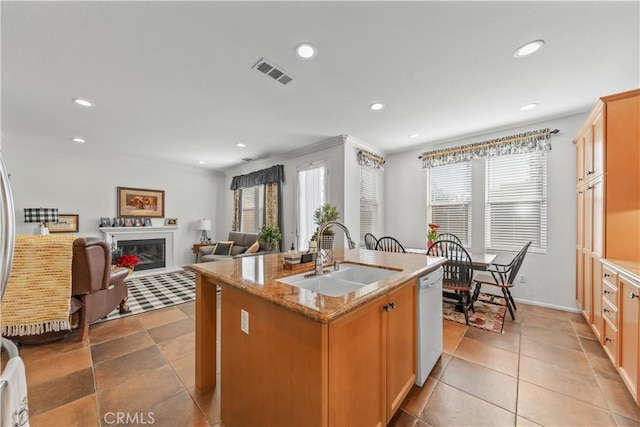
[591,258,603,340]
[584,183,594,252]
[619,275,639,401]
[576,136,585,186]
[385,281,416,423]
[328,295,384,427]
[583,252,593,322]
[577,188,584,248]
[584,127,594,180]
[591,106,605,178]
[576,248,584,309]
[591,176,604,257]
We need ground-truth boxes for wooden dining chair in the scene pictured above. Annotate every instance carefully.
[427,239,475,324]
[437,233,462,245]
[472,241,531,320]
[364,233,378,250]
[375,236,406,253]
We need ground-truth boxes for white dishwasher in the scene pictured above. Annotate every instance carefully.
[415,266,443,386]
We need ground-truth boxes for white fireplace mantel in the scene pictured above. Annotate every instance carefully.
[100,226,178,268]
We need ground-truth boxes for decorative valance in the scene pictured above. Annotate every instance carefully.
[358,149,385,171]
[230,164,285,190]
[419,128,558,169]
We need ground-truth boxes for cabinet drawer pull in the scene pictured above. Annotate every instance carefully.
[587,186,594,190]
[578,178,583,182]
[605,337,613,343]
[389,302,396,310]
[383,304,390,312]
[603,308,610,313]
[603,289,610,294]
[604,273,611,277]
[578,191,583,194]
[587,171,594,175]
[630,293,639,299]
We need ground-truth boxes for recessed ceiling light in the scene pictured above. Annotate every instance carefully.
[409,133,419,139]
[198,161,206,165]
[71,137,86,144]
[236,143,246,148]
[295,42,317,60]
[72,98,94,107]
[520,103,539,111]
[513,40,545,58]
[369,103,385,111]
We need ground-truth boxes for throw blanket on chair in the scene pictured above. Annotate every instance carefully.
[2,235,76,336]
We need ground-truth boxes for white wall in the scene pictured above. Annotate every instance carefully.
[3,142,223,267]
[385,114,587,311]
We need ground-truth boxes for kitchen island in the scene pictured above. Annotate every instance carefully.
[191,248,446,426]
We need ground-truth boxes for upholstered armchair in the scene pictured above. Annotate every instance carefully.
[72,238,130,340]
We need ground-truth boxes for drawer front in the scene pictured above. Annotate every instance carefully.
[602,297,619,328]
[602,280,618,308]
[603,318,619,365]
[602,265,618,290]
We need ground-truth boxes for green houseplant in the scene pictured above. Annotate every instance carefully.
[257,224,282,251]
[312,203,340,250]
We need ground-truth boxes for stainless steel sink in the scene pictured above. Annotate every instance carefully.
[277,263,398,297]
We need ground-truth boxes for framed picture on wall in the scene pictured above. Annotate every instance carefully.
[48,214,79,233]
[165,218,178,226]
[117,187,165,218]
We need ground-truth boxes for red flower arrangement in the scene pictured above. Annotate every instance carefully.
[427,223,440,245]
[114,254,141,270]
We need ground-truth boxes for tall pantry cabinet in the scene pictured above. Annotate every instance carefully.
[574,88,640,403]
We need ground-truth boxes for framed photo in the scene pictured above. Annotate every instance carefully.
[143,218,152,226]
[123,218,133,227]
[165,218,178,226]
[117,187,165,218]
[100,217,111,227]
[48,214,79,233]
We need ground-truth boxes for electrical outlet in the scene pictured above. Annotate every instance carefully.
[520,274,526,283]
[241,309,249,334]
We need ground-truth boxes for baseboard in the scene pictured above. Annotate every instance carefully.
[513,297,581,313]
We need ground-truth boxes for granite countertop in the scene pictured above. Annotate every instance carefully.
[190,248,447,323]
[601,259,640,282]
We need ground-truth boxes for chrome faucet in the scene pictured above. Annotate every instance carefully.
[315,221,357,275]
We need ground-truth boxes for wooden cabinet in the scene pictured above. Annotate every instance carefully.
[574,89,639,328]
[330,279,416,425]
[220,278,418,426]
[619,271,640,402]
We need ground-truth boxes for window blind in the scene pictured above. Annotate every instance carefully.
[485,151,547,252]
[240,185,264,233]
[360,166,379,247]
[427,162,472,246]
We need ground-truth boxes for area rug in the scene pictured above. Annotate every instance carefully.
[443,293,507,333]
[96,269,196,323]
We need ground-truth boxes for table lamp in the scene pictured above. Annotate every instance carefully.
[24,207,59,235]
[197,219,211,243]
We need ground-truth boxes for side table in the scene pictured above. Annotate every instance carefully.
[192,243,212,263]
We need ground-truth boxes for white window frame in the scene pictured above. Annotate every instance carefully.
[426,161,472,247]
[485,151,547,253]
[296,161,327,250]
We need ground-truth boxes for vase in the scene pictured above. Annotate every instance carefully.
[127,268,134,276]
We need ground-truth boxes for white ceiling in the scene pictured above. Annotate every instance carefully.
[2,1,639,170]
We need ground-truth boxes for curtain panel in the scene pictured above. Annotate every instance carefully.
[230,164,285,190]
[419,128,556,169]
[232,189,241,232]
[358,150,385,171]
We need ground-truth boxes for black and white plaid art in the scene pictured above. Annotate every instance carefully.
[23,207,59,223]
[97,269,196,323]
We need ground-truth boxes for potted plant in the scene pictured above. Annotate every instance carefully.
[313,203,340,250]
[257,224,282,251]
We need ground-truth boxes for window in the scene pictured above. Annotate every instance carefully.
[240,185,264,233]
[360,166,379,246]
[485,151,547,252]
[297,163,326,250]
[427,161,472,246]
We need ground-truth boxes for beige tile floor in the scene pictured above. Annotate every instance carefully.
[8,298,640,426]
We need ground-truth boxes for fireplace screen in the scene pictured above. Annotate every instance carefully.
[116,238,166,271]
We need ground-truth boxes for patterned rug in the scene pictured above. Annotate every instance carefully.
[96,269,196,323]
[443,293,507,333]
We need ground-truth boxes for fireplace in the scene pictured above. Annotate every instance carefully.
[101,225,177,272]
[116,238,166,271]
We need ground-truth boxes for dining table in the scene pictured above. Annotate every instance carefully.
[405,247,497,270]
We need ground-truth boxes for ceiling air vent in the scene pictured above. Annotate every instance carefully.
[252,58,294,85]
[241,157,253,162]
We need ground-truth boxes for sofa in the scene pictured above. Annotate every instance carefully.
[198,231,274,263]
